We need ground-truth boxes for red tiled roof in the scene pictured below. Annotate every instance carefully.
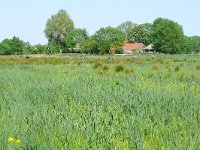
[122,43,144,51]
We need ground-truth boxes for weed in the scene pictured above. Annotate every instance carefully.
[115,64,125,72]
[179,73,185,82]
[93,61,103,69]
[174,65,180,72]
[196,64,200,70]
[152,65,159,70]
[148,72,154,78]
[102,64,109,72]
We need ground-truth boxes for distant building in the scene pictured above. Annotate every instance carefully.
[143,44,155,54]
[122,43,145,54]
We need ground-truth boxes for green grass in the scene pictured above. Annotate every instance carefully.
[0,54,200,149]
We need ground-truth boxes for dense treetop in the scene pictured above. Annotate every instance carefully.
[151,18,185,54]
[44,9,74,54]
[117,21,137,41]
[92,27,126,54]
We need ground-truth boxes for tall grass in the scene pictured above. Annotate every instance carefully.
[0,54,200,149]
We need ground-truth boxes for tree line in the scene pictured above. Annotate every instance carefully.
[0,9,200,55]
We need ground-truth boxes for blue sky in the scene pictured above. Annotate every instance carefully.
[0,0,199,44]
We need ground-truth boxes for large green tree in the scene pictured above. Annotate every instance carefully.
[65,28,88,52]
[44,9,74,54]
[190,36,200,52]
[93,27,126,54]
[80,37,98,54]
[127,23,153,45]
[152,18,185,54]
[117,21,137,41]
[0,36,24,55]
[22,42,37,54]
[183,36,200,53]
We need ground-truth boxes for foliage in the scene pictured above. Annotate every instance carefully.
[22,42,37,54]
[182,36,200,53]
[47,40,62,54]
[117,21,137,41]
[80,37,98,54]
[44,9,74,54]
[183,36,198,53]
[115,64,125,72]
[34,44,48,54]
[189,36,200,52]
[127,23,153,45]
[93,26,126,54]
[0,36,24,55]
[65,28,88,53]
[152,18,185,54]
[22,43,48,54]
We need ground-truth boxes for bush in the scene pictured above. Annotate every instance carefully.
[152,65,159,70]
[102,64,109,72]
[179,73,185,82]
[174,65,180,72]
[196,64,200,70]
[93,62,103,69]
[0,37,24,55]
[115,64,125,72]
[115,49,123,54]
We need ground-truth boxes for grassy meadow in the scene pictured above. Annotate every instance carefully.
[0,54,200,150]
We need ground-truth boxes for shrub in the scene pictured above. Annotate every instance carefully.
[115,64,125,72]
[115,49,123,54]
[152,65,159,70]
[148,72,154,78]
[196,64,200,70]
[93,61,103,69]
[179,73,185,82]
[174,65,180,72]
[25,56,30,59]
[102,64,109,72]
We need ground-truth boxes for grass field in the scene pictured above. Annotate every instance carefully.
[0,54,200,149]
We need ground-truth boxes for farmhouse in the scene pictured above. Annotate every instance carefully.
[122,43,145,54]
[143,44,155,54]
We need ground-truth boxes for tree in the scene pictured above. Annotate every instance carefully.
[80,37,98,54]
[47,40,61,54]
[152,18,185,54]
[0,36,24,55]
[65,28,88,53]
[0,39,11,55]
[44,9,74,54]
[183,36,200,53]
[34,44,48,54]
[127,23,153,45]
[93,27,126,54]
[23,42,37,54]
[190,36,200,52]
[117,21,137,41]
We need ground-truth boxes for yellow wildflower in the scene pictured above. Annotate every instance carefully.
[8,137,14,143]
[16,139,21,144]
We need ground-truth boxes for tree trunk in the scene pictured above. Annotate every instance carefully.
[60,48,62,55]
